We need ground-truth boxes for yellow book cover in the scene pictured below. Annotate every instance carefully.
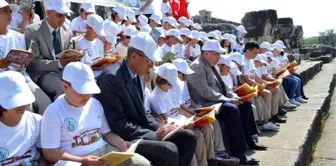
[194,110,216,128]
[239,91,258,102]
[234,83,255,96]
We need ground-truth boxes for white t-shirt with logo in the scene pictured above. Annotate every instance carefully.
[139,0,155,14]
[243,57,257,80]
[116,43,128,58]
[188,44,201,57]
[161,43,175,59]
[275,55,289,69]
[0,111,42,166]
[75,37,105,77]
[173,43,185,59]
[71,16,87,33]
[41,95,111,156]
[0,29,31,81]
[9,12,40,31]
[148,86,188,125]
[177,79,192,107]
[267,59,280,75]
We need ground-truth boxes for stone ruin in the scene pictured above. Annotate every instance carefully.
[192,9,336,64]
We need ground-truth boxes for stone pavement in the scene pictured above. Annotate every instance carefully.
[241,59,336,166]
[311,95,336,166]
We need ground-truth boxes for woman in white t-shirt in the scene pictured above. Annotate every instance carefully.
[0,71,47,166]
[148,63,225,166]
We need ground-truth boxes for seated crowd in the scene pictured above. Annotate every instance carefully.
[0,0,308,165]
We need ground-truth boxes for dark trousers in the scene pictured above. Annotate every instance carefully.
[37,72,64,101]
[136,129,196,166]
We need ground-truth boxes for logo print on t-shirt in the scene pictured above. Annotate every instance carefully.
[86,48,93,57]
[0,147,9,161]
[0,46,5,58]
[64,118,77,132]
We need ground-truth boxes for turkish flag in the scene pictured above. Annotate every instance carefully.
[170,0,190,20]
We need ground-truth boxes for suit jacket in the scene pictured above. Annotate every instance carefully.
[187,56,233,107]
[25,19,72,82]
[95,60,160,141]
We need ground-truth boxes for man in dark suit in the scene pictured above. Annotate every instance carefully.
[187,40,266,165]
[25,0,78,101]
[95,32,196,166]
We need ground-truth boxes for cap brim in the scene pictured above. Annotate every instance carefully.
[55,7,73,14]
[85,8,96,13]
[167,77,180,88]
[1,90,35,109]
[216,47,227,54]
[130,17,137,23]
[72,81,101,95]
[106,36,117,45]
[181,68,194,75]
[8,4,19,13]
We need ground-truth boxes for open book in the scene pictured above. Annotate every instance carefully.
[100,139,142,166]
[5,41,35,72]
[234,83,258,102]
[91,55,123,67]
[162,116,194,141]
[287,61,297,69]
[55,49,86,59]
[193,109,216,128]
[162,52,176,62]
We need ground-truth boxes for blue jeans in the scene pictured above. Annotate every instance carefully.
[283,75,301,99]
[292,72,306,97]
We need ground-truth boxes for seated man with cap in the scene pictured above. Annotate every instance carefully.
[0,71,47,166]
[25,0,79,102]
[0,1,51,115]
[70,2,95,35]
[95,32,197,166]
[75,14,113,78]
[187,40,264,165]
[40,62,150,166]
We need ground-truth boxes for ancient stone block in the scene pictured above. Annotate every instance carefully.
[241,9,278,37]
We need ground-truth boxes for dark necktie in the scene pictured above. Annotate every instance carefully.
[52,30,61,55]
[133,76,143,101]
[211,66,228,96]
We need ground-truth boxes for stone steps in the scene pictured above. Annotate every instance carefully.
[241,60,336,166]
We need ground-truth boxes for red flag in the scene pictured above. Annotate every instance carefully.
[170,0,189,20]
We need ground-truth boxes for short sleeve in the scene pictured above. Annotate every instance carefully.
[149,89,168,115]
[41,105,62,149]
[100,112,112,135]
[243,63,251,76]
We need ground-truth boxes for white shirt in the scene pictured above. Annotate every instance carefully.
[220,74,234,91]
[0,111,42,166]
[139,0,155,14]
[41,95,111,156]
[116,42,128,58]
[161,2,172,19]
[75,37,105,77]
[148,86,188,125]
[177,80,192,107]
[71,16,87,33]
[9,12,40,31]
[243,57,257,80]
[144,87,151,112]
[173,43,185,59]
[275,55,289,69]
[161,43,175,59]
[0,29,31,81]
[188,44,201,57]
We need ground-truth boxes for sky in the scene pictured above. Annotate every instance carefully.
[181,0,335,37]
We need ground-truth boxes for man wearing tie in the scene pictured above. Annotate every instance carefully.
[187,40,266,165]
[95,32,196,166]
[25,0,78,101]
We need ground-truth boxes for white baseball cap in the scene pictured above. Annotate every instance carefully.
[62,62,100,95]
[272,43,284,52]
[260,42,274,51]
[0,1,19,13]
[140,24,152,33]
[178,16,189,27]
[190,30,201,41]
[254,54,266,64]
[172,59,194,75]
[138,15,148,27]
[86,14,105,36]
[114,5,127,20]
[265,51,275,60]
[46,0,72,14]
[202,40,226,53]
[80,2,95,13]
[236,25,247,34]
[199,31,209,41]
[129,32,161,62]
[207,31,220,40]
[275,40,286,48]
[193,23,202,30]
[154,63,179,88]
[187,20,194,27]
[164,16,179,28]
[222,33,230,41]
[104,21,121,45]
[229,34,237,44]
[229,52,245,66]
[123,25,138,37]
[126,8,136,23]
[180,28,192,38]
[218,55,234,68]
[166,29,182,41]
[0,71,35,109]
[213,30,222,40]
[149,13,161,25]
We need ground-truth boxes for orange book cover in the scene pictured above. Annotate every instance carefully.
[256,83,265,95]
[193,107,213,115]
[269,80,281,88]
[287,61,297,69]
[92,55,123,67]
[194,110,216,128]
[239,91,258,102]
[234,83,255,96]
[275,69,286,77]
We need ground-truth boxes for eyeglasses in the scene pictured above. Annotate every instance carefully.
[134,50,153,64]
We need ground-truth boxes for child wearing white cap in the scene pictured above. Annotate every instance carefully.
[160,29,182,59]
[40,62,150,166]
[173,28,190,59]
[185,30,202,61]
[148,63,230,166]
[116,25,138,58]
[0,71,46,166]
[75,14,112,77]
[70,2,95,35]
[9,2,41,34]
[161,16,178,35]
[149,13,161,28]
[232,25,247,53]
[106,5,127,24]
[221,34,237,54]
[120,8,136,31]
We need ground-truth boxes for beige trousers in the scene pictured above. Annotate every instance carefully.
[252,96,271,122]
[279,85,289,106]
[190,125,215,166]
[261,86,280,116]
[85,144,151,166]
[212,120,226,152]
